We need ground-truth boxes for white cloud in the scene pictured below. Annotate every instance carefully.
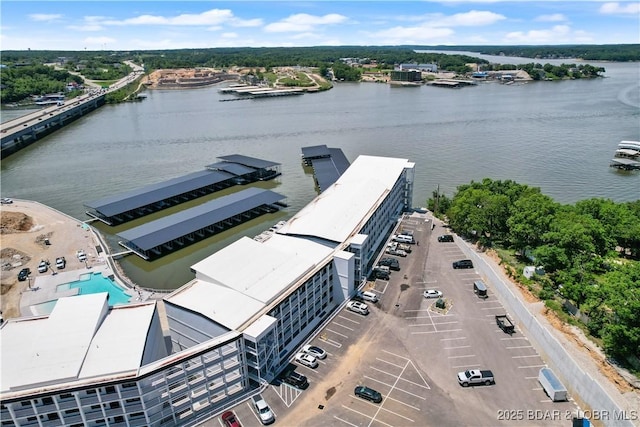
[68,24,104,32]
[504,24,583,44]
[264,13,348,33]
[434,10,506,26]
[29,14,63,22]
[230,18,263,28]
[366,25,455,45]
[103,9,235,26]
[535,13,567,22]
[221,32,238,39]
[599,2,640,15]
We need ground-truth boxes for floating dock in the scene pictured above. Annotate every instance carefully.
[85,155,281,225]
[610,140,640,170]
[219,85,305,101]
[301,145,351,193]
[117,187,286,260]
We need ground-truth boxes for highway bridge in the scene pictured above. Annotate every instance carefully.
[0,63,145,159]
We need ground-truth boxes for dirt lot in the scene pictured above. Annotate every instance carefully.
[0,200,99,319]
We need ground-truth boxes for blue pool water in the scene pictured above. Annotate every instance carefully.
[56,272,132,305]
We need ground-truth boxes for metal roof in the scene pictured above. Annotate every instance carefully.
[218,154,279,169]
[118,188,285,251]
[302,146,349,192]
[85,170,235,217]
[301,145,331,159]
[205,161,256,176]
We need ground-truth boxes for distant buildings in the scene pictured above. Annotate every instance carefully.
[1,155,415,427]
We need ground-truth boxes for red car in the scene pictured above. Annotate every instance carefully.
[221,411,242,427]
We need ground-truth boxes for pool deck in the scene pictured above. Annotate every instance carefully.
[19,263,152,316]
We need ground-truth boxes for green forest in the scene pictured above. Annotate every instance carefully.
[428,179,640,367]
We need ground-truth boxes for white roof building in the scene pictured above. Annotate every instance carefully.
[0,293,162,395]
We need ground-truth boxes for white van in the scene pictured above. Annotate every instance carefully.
[393,234,414,244]
[360,291,379,303]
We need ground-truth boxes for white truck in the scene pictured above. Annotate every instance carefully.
[457,369,495,387]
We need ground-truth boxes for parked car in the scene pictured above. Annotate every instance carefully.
[302,344,327,359]
[397,243,412,253]
[354,385,383,403]
[251,395,275,425]
[386,248,408,257]
[282,370,309,389]
[55,256,66,269]
[354,290,379,303]
[438,234,454,242]
[378,257,400,271]
[37,260,48,273]
[76,250,87,262]
[221,411,242,427]
[295,352,319,368]
[346,301,369,315]
[453,259,474,269]
[423,289,443,299]
[1,198,13,204]
[372,268,390,280]
[457,369,495,387]
[17,268,30,281]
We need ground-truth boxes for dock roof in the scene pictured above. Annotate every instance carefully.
[85,169,235,217]
[217,154,279,169]
[311,148,351,192]
[117,188,285,251]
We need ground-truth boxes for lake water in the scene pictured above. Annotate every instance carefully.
[1,56,638,289]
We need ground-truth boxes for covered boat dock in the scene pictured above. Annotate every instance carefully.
[116,187,286,260]
[85,155,281,225]
[301,145,351,193]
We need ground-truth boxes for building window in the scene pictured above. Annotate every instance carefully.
[104,386,116,394]
[42,397,53,405]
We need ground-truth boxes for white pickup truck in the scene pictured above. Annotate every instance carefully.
[457,369,495,387]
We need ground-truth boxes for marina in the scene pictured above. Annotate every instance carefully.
[219,84,305,101]
[84,155,281,225]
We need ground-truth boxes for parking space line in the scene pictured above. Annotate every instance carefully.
[325,328,348,338]
[432,321,459,325]
[320,338,343,348]
[452,363,480,369]
[337,315,361,324]
[384,396,420,411]
[506,345,533,350]
[518,364,546,369]
[525,376,538,379]
[411,328,462,335]
[444,345,471,350]
[441,336,466,341]
[246,401,261,423]
[333,322,355,331]
[408,323,436,327]
[398,376,431,390]
[448,354,476,359]
[382,349,409,361]
[378,406,416,423]
[501,336,528,340]
[376,358,404,369]
[512,354,540,359]
[342,405,394,427]
[532,387,543,391]
[480,306,505,310]
[334,415,359,427]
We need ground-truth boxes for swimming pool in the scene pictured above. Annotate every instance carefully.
[56,272,132,305]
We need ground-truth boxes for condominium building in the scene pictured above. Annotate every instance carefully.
[1,155,414,427]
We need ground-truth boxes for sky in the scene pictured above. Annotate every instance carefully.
[1,1,639,51]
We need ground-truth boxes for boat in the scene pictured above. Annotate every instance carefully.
[610,140,640,170]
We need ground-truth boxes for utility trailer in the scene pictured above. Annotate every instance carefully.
[495,314,515,334]
[538,367,568,402]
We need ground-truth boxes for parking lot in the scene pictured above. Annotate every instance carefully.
[207,213,580,427]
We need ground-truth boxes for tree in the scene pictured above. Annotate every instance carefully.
[508,190,558,253]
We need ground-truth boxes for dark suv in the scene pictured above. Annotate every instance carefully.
[378,257,400,271]
[453,259,474,269]
[282,371,308,389]
[17,268,31,281]
[438,234,454,242]
[354,385,382,403]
